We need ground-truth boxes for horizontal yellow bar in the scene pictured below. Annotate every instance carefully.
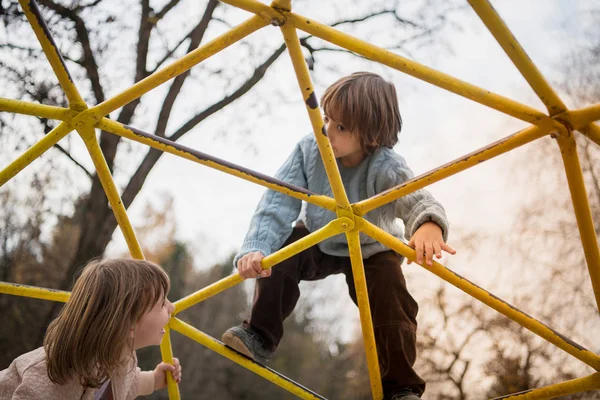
[357,217,600,371]
[346,230,382,399]
[218,0,283,21]
[0,281,70,302]
[97,118,336,211]
[174,217,349,314]
[19,0,87,111]
[580,123,600,147]
[77,126,144,259]
[0,121,73,187]
[91,14,267,120]
[467,0,567,116]
[494,372,600,399]
[280,23,350,208]
[567,103,600,130]
[355,123,550,215]
[170,318,325,399]
[160,326,180,400]
[0,98,75,121]
[556,133,600,311]
[287,12,551,127]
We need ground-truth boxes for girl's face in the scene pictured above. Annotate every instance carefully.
[323,113,365,168]
[132,295,175,349]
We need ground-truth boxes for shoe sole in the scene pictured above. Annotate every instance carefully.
[222,331,257,361]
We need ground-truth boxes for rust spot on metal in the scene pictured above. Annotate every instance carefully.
[28,0,74,83]
[306,91,318,109]
[125,124,316,197]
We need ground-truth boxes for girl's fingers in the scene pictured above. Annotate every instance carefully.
[441,242,457,255]
[415,240,424,265]
[425,243,434,266]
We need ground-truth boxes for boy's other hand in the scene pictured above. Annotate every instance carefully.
[407,222,456,266]
[238,251,270,279]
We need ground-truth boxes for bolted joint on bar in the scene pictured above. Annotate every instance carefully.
[549,118,572,140]
[269,13,287,26]
[335,216,355,232]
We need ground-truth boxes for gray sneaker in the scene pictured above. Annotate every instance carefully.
[222,325,274,364]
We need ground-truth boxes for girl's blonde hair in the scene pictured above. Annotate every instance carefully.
[44,258,170,387]
[321,71,402,155]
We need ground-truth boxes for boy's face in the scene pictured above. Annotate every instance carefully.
[323,112,365,168]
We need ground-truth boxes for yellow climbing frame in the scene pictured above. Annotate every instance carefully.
[1,0,600,398]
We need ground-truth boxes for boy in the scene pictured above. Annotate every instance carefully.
[223,72,456,400]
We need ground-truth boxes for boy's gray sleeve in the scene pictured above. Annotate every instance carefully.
[381,158,449,242]
[234,144,306,267]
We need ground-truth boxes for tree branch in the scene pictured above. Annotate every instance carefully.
[52,144,93,179]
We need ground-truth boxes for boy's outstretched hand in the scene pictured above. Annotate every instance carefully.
[407,222,456,266]
[238,251,270,279]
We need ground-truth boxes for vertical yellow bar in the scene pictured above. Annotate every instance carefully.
[279,24,350,208]
[555,132,600,311]
[0,122,73,187]
[77,125,144,259]
[160,325,181,400]
[346,230,383,400]
[580,123,600,147]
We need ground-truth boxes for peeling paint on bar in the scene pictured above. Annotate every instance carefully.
[305,91,318,109]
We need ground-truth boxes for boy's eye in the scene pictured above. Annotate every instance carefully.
[337,125,345,132]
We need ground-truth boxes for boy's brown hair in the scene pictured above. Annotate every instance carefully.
[321,71,402,155]
[44,258,170,387]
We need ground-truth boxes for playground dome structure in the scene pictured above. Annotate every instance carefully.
[1,0,600,398]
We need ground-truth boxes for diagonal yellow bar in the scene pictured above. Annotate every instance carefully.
[492,372,600,399]
[355,123,551,215]
[286,12,551,127]
[174,217,349,315]
[467,0,567,116]
[555,132,600,311]
[170,318,326,400]
[357,217,600,371]
[90,15,268,120]
[346,230,383,400]
[160,325,181,400]
[0,121,73,187]
[0,281,70,302]
[0,98,75,121]
[579,123,600,147]
[96,118,336,212]
[280,23,351,209]
[18,0,87,111]
[219,0,283,21]
[76,125,144,259]
[567,104,600,130]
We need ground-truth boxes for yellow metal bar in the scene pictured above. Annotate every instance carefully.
[174,217,349,314]
[97,118,336,212]
[355,124,551,215]
[18,0,87,111]
[0,98,75,121]
[0,281,70,302]
[580,123,600,147]
[280,24,351,209]
[270,0,291,12]
[357,217,600,371]
[467,0,567,116]
[91,15,268,120]
[0,121,73,187]
[170,318,326,400]
[219,0,284,22]
[493,372,600,399]
[77,125,144,259]
[555,132,600,311]
[160,325,181,400]
[346,230,383,400]
[287,13,551,127]
[567,104,600,130]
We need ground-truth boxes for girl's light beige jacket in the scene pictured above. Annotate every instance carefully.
[0,347,155,399]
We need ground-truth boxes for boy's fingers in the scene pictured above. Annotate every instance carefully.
[260,268,271,278]
[415,240,424,264]
[434,242,442,259]
[252,258,262,274]
[425,243,433,265]
[441,243,457,254]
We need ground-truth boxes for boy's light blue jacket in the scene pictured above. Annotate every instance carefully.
[235,134,449,266]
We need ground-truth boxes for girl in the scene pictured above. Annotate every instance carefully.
[0,258,182,399]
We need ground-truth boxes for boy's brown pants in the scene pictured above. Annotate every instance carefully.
[244,226,426,397]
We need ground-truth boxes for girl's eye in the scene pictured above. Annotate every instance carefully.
[337,125,345,132]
